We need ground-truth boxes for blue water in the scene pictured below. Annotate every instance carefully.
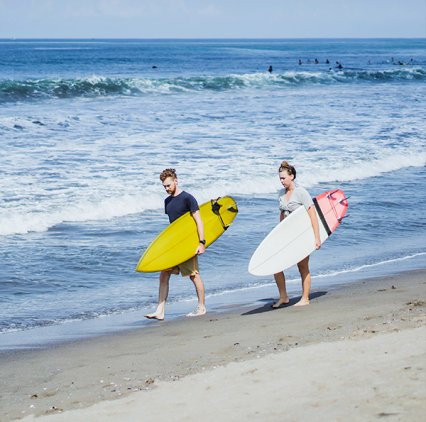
[1,39,425,348]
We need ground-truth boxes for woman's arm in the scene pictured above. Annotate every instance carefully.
[307,206,321,250]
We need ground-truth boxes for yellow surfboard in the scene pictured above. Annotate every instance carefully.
[136,196,238,272]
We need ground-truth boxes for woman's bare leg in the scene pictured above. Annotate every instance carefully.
[272,271,290,307]
[295,256,311,306]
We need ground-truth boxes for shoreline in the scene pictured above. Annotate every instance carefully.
[2,256,425,353]
[1,269,425,420]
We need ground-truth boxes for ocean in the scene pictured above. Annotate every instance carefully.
[1,38,425,350]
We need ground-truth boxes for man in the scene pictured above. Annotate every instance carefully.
[145,168,207,320]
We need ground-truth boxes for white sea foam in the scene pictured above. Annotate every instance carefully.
[1,149,423,237]
[0,194,164,236]
[0,139,424,237]
[300,149,426,188]
[314,252,426,279]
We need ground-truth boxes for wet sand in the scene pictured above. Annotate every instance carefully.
[1,270,425,421]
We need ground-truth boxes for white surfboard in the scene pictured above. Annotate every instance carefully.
[248,189,348,276]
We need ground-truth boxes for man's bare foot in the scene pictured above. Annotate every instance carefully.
[186,305,206,317]
[294,298,310,307]
[272,297,290,308]
[144,312,164,320]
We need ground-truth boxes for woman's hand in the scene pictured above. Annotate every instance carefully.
[315,237,321,250]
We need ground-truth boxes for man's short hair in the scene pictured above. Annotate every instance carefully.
[160,168,177,182]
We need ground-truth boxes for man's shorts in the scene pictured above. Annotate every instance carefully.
[168,255,199,277]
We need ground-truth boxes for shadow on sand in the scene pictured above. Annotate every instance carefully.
[241,291,328,316]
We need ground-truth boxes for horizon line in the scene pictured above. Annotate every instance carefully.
[1,36,425,41]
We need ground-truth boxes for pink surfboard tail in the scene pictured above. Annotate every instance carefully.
[313,189,349,236]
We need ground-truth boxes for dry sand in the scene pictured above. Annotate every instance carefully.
[1,270,425,421]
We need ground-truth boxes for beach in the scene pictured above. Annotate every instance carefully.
[1,269,424,421]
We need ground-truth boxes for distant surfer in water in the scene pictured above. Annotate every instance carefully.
[145,168,207,320]
[273,161,321,307]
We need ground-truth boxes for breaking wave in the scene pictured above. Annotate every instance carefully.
[1,67,425,103]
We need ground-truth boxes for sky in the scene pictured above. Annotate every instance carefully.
[0,0,425,39]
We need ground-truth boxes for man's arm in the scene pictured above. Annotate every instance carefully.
[192,210,206,254]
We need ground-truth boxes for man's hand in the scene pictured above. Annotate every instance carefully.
[196,243,206,255]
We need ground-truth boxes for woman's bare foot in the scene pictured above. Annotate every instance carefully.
[272,297,290,308]
[144,312,164,320]
[294,298,310,307]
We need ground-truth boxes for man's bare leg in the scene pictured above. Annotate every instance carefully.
[186,272,206,316]
[145,270,171,320]
[272,271,290,308]
[295,256,311,306]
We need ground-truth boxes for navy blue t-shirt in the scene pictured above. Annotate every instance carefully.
[165,191,199,223]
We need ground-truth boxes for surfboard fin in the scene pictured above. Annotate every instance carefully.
[327,189,340,198]
[339,196,350,206]
[211,198,227,230]
[338,214,350,222]
[211,198,222,214]
[211,198,238,231]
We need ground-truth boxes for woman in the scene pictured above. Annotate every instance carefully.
[273,161,321,307]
